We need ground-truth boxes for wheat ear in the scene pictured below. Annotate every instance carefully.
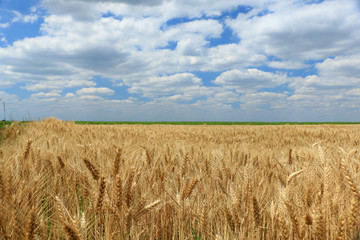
[286,169,304,186]
[57,155,65,169]
[25,209,37,240]
[82,158,100,181]
[252,196,261,227]
[224,207,235,231]
[114,174,122,209]
[340,158,360,199]
[336,217,345,240]
[112,147,122,178]
[288,149,292,165]
[182,179,198,200]
[124,168,135,208]
[314,206,326,240]
[284,200,300,238]
[278,217,289,239]
[23,139,33,160]
[63,224,81,240]
[96,177,106,211]
[180,153,189,177]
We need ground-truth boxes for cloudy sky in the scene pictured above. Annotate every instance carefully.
[0,0,360,121]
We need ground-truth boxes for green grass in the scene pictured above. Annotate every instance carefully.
[75,121,360,125]
[0,121,12,129]
[0,121,13,142]
[2,120,360,128]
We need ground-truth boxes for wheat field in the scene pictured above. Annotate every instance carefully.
[0,118,360,239]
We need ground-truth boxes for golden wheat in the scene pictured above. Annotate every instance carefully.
[0,118,360,239]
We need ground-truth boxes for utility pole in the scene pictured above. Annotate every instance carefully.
[3,101,5,121]
[0,98,5,121]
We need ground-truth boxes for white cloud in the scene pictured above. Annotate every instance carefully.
[76,87,114,96]
[67,80,97,88]
[228,0,360,61]
[290,54,360,94]
[346,89,360,96]
[0,23,10,28]
[129,73,202,97]
[31,91,61,98]
[268,60,309,70]
[165,19,223,40]
[316,54,360,78]
[24,83,61,91]
[11,10,38,23]
[79,95,104,100]
[240,92,288,110]
[41,0,101,21]
[0,81,14,88]
[0,36,7,43]
[158,94,193,102]
[23,80,97,91]
[287,53,360,110]
[65,93,76,98]
[0,91,18,103]
[205,91,240,105]
[0,4,261,94]
[214,68,288,92]
[202,44,266,71]
[42,0,262,21]
[0,0,359,121]
[287,94,314,101]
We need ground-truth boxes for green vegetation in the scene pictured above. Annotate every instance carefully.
[0,121,29,141]
[0,121,14,142]
[2,120,360,128]
[75,121,360,125]
[0,121,12,129]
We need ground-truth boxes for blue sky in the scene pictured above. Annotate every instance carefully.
[0,0,360,121]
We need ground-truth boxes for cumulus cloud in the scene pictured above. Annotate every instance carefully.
[23,80,96,91]
[0,23,10,28]
[213,68,288,92]
[79,95,104,100]
[268,60,309,70]
[65,93,76,98]
[165,19,223,40]
[11,10,38,23]
[240,92,288,110]
[0,3,261,93]
[0,81,14,88]
[290,53,360,95]
[158,94,193,102]
[76,87,114,96]
[347,88,360,96]
[0,91,19,106]
[0,0,359,121]
[228,0,360,61]
[129,73,202,97]
[285,54,360,112]
[203,91,240,106]
[287,94,314,101]
[45,0,261,21]
[202,44,266,71]
[0,8,38,29]
[31,91,61,98]
[316,54,360,78]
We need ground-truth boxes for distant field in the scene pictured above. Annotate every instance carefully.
[2,121,360,129]
[75,121,360,125]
